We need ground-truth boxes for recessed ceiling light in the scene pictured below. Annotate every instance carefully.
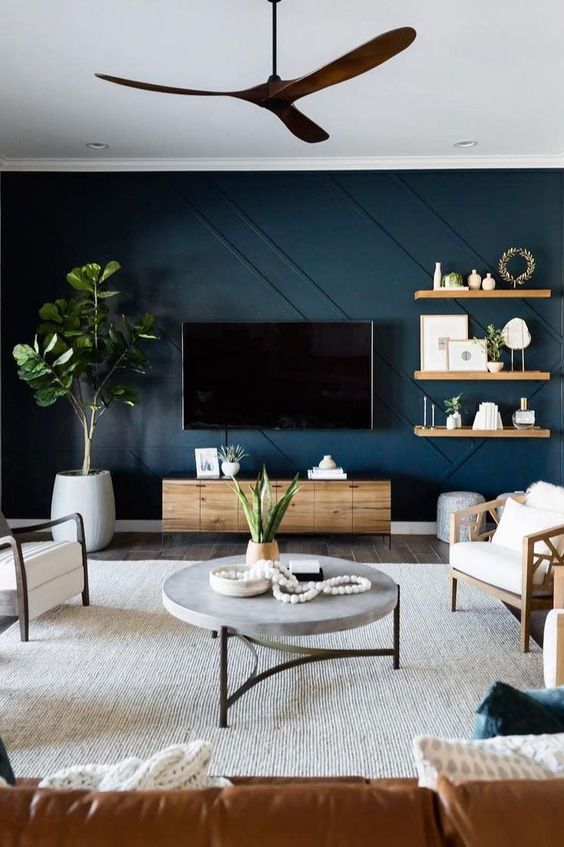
[86,142,109,150]
[454,140,478,148]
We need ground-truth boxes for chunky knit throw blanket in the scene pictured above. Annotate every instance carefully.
[36,742,231,791]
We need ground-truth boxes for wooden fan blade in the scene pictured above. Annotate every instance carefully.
[95,74,268,104]
[266,103,329,143]
[273,27,416,102]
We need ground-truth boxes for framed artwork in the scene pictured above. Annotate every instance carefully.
[195,447,220,479]
[420,314,468,371]
[447,339,488,371]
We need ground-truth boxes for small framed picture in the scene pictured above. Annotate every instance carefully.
[195,448,220,479]
[447,339,488,371]
[420,314,468,371]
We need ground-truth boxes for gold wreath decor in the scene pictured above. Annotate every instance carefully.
[498,247,536,288]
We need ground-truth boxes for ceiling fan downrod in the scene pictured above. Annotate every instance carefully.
[268,0,282,81]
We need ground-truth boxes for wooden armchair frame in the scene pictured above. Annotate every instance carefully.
[450,495,564,652]
[0,514,89,641]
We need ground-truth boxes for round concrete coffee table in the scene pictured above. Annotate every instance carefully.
[163,554,400,727]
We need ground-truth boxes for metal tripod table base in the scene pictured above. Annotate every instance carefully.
[218,587,400,728]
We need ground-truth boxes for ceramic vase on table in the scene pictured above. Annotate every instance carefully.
[51,469,115,553]
[487,361,504,373]
[246,540,280,565]
[433,262,442,290]
[221,461,240,478]
[446,412,462,430]
[482,273,496,291]
[318,455,337,470]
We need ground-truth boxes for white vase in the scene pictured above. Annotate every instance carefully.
[487,361,504,373]
[318,455,337,470]
[433,262,442,290]
[482,273,496,291]
[468,269,482,290]
[221,460,240,478]
[51,470,115,553]
[446,415,457,430]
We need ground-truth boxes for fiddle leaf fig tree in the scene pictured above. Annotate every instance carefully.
[13,261,157,476]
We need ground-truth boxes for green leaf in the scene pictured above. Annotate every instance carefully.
[66,268,93,292]
[99,260,121,283]
[38,302,62,323]
[83,263,101,282]
[98,290,119,299]
[12,344,37,366]
[52,348,73,367]
[44,333,58,354]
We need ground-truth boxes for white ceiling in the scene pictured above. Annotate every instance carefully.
[1,0,564,169]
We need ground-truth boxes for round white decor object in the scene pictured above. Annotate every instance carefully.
[468,269,482,290]
[209,565,270,597]
[319,455,337,469]
[482,273,496,291]
[502,318,531,351]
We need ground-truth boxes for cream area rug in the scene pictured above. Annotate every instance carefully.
[0,560,543,779]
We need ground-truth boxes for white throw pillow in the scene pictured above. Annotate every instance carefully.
[491,497,564,556]
[543,609,564,688]
[413,733,564,789]
[527,481,564,515]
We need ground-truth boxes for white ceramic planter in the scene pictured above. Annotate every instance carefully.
[51,470,116,552]
[221,460,240,478]
[487,361,504,373]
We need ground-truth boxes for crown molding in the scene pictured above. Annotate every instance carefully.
[0,152,563,172]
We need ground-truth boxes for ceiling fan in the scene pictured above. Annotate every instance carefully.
[96,1,416,144]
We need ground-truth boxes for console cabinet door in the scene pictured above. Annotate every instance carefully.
[275,481,315,533]
[162,481,200,532]
[314,482,353,533]
[200,482,238,532]
[352,482,391,534]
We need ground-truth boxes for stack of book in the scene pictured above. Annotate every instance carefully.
[472,402,503,431]
[307,466,348,480]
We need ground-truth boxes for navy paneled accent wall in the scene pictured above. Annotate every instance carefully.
[1,171,562,521]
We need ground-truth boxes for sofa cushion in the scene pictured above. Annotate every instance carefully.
[0,541,82,591]
[491,497,564,557]
[436,777,564,847]
[0,783,442,847]
[473,682,564,739]
[450,541,552,596]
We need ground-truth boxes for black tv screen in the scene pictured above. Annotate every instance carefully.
[182,321,373,430]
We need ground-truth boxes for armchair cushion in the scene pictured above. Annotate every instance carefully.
[450,542,552,596]
[473,682,564,739]
[491,498,564,557]
[0,541,83,591]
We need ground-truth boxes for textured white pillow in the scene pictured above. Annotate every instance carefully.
[527,481,564,515]
[491,497,564,555]
[414,733,564,789]
[543,609,564,688]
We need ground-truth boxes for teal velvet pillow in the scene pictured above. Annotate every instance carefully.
[473,681,564,739]
[0,736,14,786]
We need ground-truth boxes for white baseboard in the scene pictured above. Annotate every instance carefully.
[9,518,437,535]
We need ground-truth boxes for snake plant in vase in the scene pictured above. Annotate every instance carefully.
[12,261,157,552]
[232,468,300,564]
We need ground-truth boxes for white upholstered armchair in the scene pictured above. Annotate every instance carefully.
[449,485,564,652]
[0,511,89,641]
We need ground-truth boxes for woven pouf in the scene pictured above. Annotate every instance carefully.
[437,491,485,543]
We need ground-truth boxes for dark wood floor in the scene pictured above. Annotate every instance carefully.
[90,532,451,564]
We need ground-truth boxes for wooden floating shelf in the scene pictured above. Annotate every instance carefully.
[414,370,550,381]
[414,289,551,300]
[414,426,550,439]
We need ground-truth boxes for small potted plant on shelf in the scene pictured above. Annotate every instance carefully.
[218,444,248,478]
[484,324,506,373]
[444,394,463,430]
[232,467,300,564]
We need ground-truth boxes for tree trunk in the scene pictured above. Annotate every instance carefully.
[82,430,92,475]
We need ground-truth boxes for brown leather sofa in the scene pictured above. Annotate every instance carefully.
[1,776,564,846]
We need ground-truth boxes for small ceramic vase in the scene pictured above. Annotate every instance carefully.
[482,273,496,291]
[221,460,240,478]
[446,415,457,431]
[487,361,504,373]
[319,455,337,470]
[433,262,442,290]
[246,540,280,565]
[468,269,482,290]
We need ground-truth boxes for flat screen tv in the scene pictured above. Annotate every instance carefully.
[182,321,373,430]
